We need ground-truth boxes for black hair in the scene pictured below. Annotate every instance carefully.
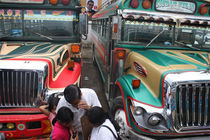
[52,107,74,126]
[86,106,106,125]
[48,94,60,112]
[64,84,81,104]
[86,106,120,131]
[87,0,94,4]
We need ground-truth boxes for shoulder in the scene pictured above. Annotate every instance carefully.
[81,88,101,106]
[52,125,65,139]
[52,122,69,140]
[81,88,96,93]
[81,88,97,97]
[56,97,72,113]
[101,120,118,136]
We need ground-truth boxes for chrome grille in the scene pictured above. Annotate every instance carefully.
[0,70,39,107]
[176,83,210,130]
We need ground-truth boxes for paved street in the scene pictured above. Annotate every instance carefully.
[81,42,109,112]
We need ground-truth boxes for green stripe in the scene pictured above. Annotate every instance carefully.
[136,50,189,66]
[183,52,208,65]
[136,49,208,69]
[118,74,162,107]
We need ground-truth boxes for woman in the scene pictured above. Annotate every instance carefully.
[86,106,120,140]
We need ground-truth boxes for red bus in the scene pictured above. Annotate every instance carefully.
[0,0,88,139]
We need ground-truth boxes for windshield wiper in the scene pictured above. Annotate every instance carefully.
[145,28,167,48]
[33,32,53,41]
[175,41,200,51]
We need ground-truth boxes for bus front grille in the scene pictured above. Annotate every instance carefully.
[176,83,210,131]
[0,70,39,107]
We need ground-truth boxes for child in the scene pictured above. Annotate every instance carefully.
[52,107,74,140]
[39,94,60,128]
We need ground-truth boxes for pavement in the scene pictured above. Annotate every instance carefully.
[81,41,109,112]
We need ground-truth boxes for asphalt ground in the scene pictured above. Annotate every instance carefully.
[81,42,109,112]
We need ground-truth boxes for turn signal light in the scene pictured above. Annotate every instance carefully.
[199,4,208,15]
[132,79,141,89]
[62,0,70,5]
[49,0,58,5]
[116,50,126,59]
[142,0,151,9]
[42,120,52,134]
[113,24,118,33]
[71,45,80,53]
[68,60,75,70]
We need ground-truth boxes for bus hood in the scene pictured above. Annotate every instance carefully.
[125,49,210,100]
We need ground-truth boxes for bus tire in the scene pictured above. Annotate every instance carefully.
[111,96,124,116]
[111,96,130,138]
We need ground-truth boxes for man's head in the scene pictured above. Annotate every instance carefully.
[64,84,81,107]
[87,0,94,11]
[86,106,106,126]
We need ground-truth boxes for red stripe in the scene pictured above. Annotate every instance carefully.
[90,33,107,64]
[116,81,131,127]
[6,58,81,88]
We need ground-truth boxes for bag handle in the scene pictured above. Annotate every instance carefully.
[101,125,118,139]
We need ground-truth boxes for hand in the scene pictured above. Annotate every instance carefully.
[78,101,90,110]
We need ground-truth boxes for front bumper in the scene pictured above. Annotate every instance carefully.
[129,129,210,140]
[0,113,51,139]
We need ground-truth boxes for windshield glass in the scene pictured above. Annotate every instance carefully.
[0,9,79,42]
[120,20,210,49]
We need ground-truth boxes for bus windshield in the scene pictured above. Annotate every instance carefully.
[120,20,210,49]
[0,9,79,42]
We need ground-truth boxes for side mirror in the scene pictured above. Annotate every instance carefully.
[79,13,88,36]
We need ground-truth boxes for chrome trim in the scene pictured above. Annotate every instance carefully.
[204,84,209,125]
[0,60,48,107]
[164,71,210,132]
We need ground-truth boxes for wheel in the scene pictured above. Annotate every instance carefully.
[111,96,130,138]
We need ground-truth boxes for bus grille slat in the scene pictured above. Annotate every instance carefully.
[176,83,210,130]
[0,70,39,107]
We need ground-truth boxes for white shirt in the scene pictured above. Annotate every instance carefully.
[56,88,101,132]
[90,119,118,140]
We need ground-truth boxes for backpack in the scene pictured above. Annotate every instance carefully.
[101,125,122,140]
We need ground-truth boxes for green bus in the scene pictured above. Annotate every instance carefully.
[90,0,210,139]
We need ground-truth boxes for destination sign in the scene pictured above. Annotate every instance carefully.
[0,0,44,4]
[155,0,196,14]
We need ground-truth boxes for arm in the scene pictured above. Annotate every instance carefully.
[39,105,50,117]
[90,89,101,107]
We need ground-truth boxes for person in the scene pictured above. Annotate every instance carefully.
[39,94,60,128]
[86,0,96,17]
[56,84,101,140]
[52,107,74,140]
[85,106,120,140]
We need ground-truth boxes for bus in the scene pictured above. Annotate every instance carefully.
[0,0,88,139]
[90,0,210,139]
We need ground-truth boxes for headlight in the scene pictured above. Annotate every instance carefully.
[134,107,144,115]
[148,114,161,126]
[0,123,3,129]
[6,123,15,129]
